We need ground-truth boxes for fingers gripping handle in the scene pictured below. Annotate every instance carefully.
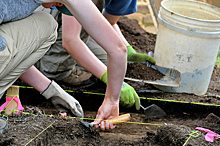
[109,114,131,125]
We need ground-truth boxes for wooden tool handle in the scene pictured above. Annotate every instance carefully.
[5,85,19,115]
[109,114,131,125]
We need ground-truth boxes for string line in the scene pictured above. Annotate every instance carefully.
[19,86,220,107]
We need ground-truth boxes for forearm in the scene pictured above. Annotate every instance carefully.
[63,36,106,78]
[102,10,130,47]
[105,53,127,102]
[62,14,106,78]
[19,66,51,92]
[112,23,130,47]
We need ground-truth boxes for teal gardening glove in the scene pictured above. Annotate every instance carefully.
[127,45,156,64]
[100,70,140,110]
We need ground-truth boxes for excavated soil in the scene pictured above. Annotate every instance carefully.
[126,63,164,81]
[0,16,220,146]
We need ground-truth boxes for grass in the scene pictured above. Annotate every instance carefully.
[215,48,220,68]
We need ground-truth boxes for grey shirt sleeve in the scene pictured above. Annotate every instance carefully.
[1,0,43,23]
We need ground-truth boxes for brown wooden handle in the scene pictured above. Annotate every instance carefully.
[109,114,131,125]
[5,85,19,115]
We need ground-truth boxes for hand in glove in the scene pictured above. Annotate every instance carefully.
[41,80,84,117]
[127,45,156,65]
[100,70,140,110]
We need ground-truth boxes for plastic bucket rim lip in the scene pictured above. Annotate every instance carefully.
[161,0,220,23]
[157,14,220,38]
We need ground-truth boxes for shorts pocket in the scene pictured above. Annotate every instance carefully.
[0,46,12,73]
[0,33,17,74]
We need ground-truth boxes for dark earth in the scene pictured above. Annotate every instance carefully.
[0,16,220,146]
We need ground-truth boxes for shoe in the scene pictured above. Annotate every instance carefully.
[58,66,98,88]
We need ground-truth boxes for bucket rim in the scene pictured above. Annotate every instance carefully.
[161,0,220,23]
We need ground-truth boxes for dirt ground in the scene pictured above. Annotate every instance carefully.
[0,16,220,146]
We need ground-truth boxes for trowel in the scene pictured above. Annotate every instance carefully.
[140,104,167,119]
[80,113,131,128]
[125,52,181,87]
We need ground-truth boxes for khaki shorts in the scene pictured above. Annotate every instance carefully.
[35,8,107,80]
[0,11,58,98]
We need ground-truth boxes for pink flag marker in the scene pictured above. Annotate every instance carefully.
[0,96,24,114]
[195,127,220,142]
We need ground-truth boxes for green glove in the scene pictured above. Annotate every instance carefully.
[127,45,156,64]
[100,70,140,110]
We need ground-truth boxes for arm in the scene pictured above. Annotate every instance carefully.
[102,9,156,64]
[62,0,127,131]
[41,0,127,130]
[62,14,106,78]
[20,66,83,117]
[20,66,51,93]
[63,14,140,112]
[61,0,127,99]
[64,12,140,110]
[102,10,130,46]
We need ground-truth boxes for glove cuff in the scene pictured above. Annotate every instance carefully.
[40,81,52,97]
[41,80,60,100]
[127,45,136,57]
[100,70,107,84]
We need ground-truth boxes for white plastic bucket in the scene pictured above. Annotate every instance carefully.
[154,0,220,95]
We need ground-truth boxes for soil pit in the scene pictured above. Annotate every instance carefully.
[0,16,220,145]
[0,106,219,146]
[0,108,102,146]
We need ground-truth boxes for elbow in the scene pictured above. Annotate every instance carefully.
[121,44,127,56]
[106,42,127,60]
[117,43,127,59]
[62,35,79,52]
[62,37,70,51]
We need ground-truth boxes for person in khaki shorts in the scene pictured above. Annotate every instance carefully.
[0,2,84,118]
[0,0,131,131]
[0,11,57,94]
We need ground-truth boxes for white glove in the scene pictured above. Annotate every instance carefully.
[41,80,84,117]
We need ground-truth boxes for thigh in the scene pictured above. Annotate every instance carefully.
[0,11,57,77]
[35,22,76,80]
[0,11,57,97]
